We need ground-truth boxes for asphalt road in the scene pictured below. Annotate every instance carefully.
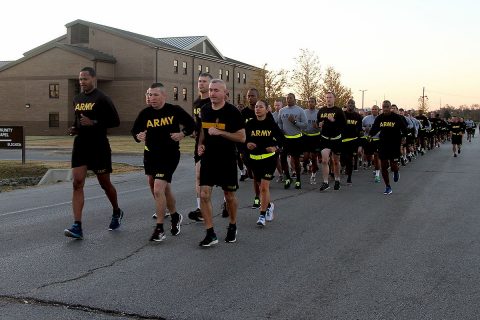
[1,139,479,320]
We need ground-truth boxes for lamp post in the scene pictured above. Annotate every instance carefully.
[359,89,367,110]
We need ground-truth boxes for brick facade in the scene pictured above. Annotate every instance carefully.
[0,20,263,135]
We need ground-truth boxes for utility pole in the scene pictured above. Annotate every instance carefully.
[359,89,367,110]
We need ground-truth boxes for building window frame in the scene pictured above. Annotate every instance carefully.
[219,69,223,80]
[173,60,178,73]
[225,70,230,82]
[198,64,202,74]
[173,87,178,100]
[243,73,247,84]
[182,88,188,101]
[182,61,187,75]
[49,83,59,99]
[237,72,240,83]
[205,66,210,73]
[49,112,60,128]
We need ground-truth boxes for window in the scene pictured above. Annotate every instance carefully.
[198,64,202,73]
[173,60,178,73]
[173,87,178,100]
[219,69,223,80]
[237,72,240,83]
[226,70,230,82]
[237,94,241,104]
[243,73,247,84]
[49,112,59,128]
[205,66,210,73]
[49,84,59,99]
[182,88,188,101]
[182,62,187,75]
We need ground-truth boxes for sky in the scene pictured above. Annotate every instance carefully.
[2,0,479,110]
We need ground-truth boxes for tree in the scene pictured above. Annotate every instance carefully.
[291,49,322,106]
[417,96,429,114]
[318,66,352,107]
[264,67,289,106]
[248,63,289,107]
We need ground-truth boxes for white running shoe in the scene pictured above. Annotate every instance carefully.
[265,203,275,221]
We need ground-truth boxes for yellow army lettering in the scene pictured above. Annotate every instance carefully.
[74,103,95,111]
[347,119,358,125]
[380,121,396,127]
[146,116,174,128]
[320,113,336,119]
[251,130,272,137]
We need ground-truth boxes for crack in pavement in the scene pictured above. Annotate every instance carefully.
[23,243,150,295]
[0,295,165,319]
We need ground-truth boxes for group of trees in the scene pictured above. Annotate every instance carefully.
[249,49,479,119]
[433,104,480,121]
[251,49,352,107]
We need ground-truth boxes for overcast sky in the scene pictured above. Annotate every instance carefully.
[2,0,479,109]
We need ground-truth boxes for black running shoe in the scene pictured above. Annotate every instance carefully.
[225,225,237,243]
[221,201,229,217]
[150,227,166,242]
[108,209,124,231]
[252,197,260,209]
[294,180,301,189]
[319,182,330,191]
[170,213,183,236]
[284,178,291,189]
[199,233,218,247]
[64,223,83,239]
[334,180,340,190]
[188,208,204,222]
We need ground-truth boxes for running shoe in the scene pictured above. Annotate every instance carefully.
[170,213,183,236]
[150,227,166,242]
[225,225,237,243]
[252,197,260,209]
[458,148,461,154]
[257,215,266,227]
[334,180,340,190]
[374,175,381,183]
[188,208,204,222]
[266,203,275,221]
[310,173,316,185]
[319,182,330,191]
[199,233,218,247]
[384,186,393,195]
[64,223,83,239]
[108,209,124,231]
[152,211,170,219]
[294,180,301,189]
[221,201,229,217]
[454,153,457,157]
[393,171,400,182]
[346,176,352,184]
[284,178,291,189]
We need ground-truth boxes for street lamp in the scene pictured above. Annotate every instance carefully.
[359,89,367,110]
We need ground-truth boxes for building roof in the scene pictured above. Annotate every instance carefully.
[156,36,205,50]
[0,19,259,72]
[0,61,12,68]
[59,44,116,63]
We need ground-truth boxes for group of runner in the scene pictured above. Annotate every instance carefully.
[64,67,475,247]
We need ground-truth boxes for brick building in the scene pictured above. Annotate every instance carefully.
[0,19,263,135]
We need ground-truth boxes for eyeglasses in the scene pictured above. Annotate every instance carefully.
[145,93,160,97]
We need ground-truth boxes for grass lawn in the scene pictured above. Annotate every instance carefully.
[26,135,195,154]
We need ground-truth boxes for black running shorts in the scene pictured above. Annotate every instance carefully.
[144,150,180,183]
[71,136,112,174]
